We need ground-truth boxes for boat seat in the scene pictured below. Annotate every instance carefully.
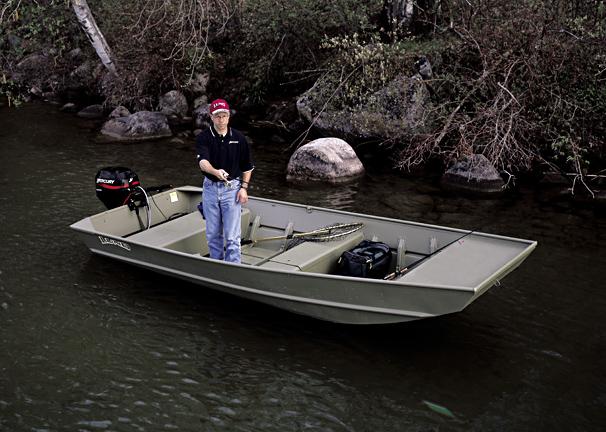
[128,211,206,247]
[259,231,364,273]
[128,207,251,256]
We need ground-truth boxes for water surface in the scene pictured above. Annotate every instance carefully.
[0,102,604,431]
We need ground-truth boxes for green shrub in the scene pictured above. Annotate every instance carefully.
[0,0,82,57]
[223,0,383,103]
[311,34,445,111]
[0,0,85,101]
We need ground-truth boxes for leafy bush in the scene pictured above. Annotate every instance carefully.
[223,0,383,104]
[0,73,26,107]
[0,0,81,57]
[0,0,85,102]
[386,0,606,177]
[309,33,443,111]
[89,0,229,109]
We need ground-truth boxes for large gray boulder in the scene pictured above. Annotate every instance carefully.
[77,104,104,119]
[296,72,430,140]
[15,53,53,75]
[13,53,54,91]
[286,138,364,183]
[101,111,172,141]
[108,105,131,119]
[159,90,188,118]
[441,154,504,195]
[192,95,210,129]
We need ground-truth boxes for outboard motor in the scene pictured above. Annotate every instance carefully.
[95,166,140,209]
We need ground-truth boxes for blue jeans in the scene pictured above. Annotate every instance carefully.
[202,177,242,263]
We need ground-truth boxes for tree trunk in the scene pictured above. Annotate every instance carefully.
[383,0,415,38]
[72,0,118,76]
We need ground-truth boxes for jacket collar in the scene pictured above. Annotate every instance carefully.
[210,125,231,138]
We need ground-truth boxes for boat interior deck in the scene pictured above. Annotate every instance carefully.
[94,187,423,277]
[126,205,385,275]
[76,186,534,285]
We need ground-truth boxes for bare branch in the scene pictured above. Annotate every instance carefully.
[0,0,22,25]
[289,65,362,150]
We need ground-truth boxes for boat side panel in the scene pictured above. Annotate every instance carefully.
[71,189,201,237]
[74,231,474,324]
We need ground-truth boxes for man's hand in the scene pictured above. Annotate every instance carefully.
[216,169,229,181]
[237,188,248,204]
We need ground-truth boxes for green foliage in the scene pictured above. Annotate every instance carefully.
[0,0,84,102]
[320,34,404,109]
[0,0,81,57]
[0,74,26,107]
[314,34,444,111]
[225,0,383,103]
[551,136,589,167]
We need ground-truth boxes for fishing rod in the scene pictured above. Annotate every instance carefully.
[383,228,477,280]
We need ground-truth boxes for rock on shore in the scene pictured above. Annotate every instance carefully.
[100,111,172,141]
[441,154,504,195]
[286,138,364,183]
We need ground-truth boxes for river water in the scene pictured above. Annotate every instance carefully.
[0,102,604,431]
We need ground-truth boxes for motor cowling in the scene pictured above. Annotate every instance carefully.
[95,167,140,209]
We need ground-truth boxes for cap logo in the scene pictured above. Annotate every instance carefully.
[210,99,230,115]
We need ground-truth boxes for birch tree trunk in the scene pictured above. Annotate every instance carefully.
[72,0,118,76]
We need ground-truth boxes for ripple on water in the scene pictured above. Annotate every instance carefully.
[181,377,200,385]
[209,416,226,427]
[179,392,201,403]
[77,420,113,429]
[217,405,237,416]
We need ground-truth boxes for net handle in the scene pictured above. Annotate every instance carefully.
[241,222,364,245]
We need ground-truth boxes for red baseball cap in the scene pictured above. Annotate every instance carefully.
[209,99,230,115]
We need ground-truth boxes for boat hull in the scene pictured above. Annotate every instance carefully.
[71,187,537,324]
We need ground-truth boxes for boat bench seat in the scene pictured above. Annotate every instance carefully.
[259,231,364,273]
[128,208,251,256]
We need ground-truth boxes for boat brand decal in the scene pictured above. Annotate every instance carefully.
[98,236,131,251]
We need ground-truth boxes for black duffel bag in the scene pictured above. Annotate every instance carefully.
[337,240,392,279]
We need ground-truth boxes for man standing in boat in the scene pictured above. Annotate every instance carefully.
[196,99,254,263]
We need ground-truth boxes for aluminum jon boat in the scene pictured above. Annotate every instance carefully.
[70,185,537,324]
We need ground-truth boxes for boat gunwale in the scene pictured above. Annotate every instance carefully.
[71,186,537,247]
